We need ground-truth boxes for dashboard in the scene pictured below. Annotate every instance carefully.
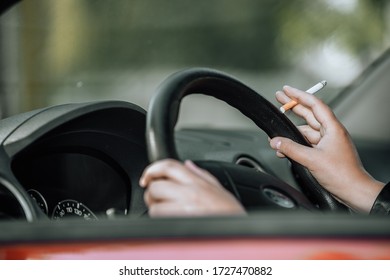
[0,101,149,220]
[0,99,315,221]
[12,132,142,220]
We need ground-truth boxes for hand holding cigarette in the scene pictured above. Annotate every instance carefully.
[280,80,327,113]
[270,85,385,213]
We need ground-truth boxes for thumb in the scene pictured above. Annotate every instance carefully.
[270,137,314,168]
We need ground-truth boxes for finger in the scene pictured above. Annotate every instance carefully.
[144,180,188,203]
[283,86,338,129]
[148,202,189,217]
[276,150,286,158]
[184,160,220,186]
[289,104,322,130]
[270,137,316,168]
[275,90,292,104]
[143,187,155,207]
[139,159,193,187]
[298,125,322,145]
[276,90,321,130]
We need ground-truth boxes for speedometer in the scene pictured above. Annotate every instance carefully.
[52,199,98,220]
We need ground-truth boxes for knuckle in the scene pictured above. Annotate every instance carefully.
[164,159,184,170]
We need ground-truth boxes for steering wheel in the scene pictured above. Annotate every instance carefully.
[146,68,346,211]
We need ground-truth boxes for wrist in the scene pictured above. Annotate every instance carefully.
[346,175,385,213]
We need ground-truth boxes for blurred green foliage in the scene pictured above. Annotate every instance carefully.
[1,0,389,114]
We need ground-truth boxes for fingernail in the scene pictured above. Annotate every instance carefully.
[275,140,281,150]
[270,138,281,150]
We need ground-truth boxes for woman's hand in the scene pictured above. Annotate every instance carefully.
[139,159,245,217]
[269,85,384,212]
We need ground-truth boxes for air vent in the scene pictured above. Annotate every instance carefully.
[235,156,266,173]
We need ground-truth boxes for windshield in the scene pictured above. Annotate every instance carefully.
[1,0,389,128]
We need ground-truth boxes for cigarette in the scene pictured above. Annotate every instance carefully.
[279,80,327,113]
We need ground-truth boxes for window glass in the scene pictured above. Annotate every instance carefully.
[1,0,389,128]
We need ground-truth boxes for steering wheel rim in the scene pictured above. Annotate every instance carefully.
[146,68,346,211]
[0,176,38,221]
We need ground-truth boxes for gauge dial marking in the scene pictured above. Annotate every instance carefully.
[52,199,97,220]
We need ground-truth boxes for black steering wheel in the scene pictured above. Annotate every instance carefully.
[146,68,346,211]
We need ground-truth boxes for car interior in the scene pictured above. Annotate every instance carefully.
[0,0,389,257]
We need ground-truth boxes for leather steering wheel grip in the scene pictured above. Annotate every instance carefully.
[146,67,346,211]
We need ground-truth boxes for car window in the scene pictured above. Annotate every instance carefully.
[0,0,389,128]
